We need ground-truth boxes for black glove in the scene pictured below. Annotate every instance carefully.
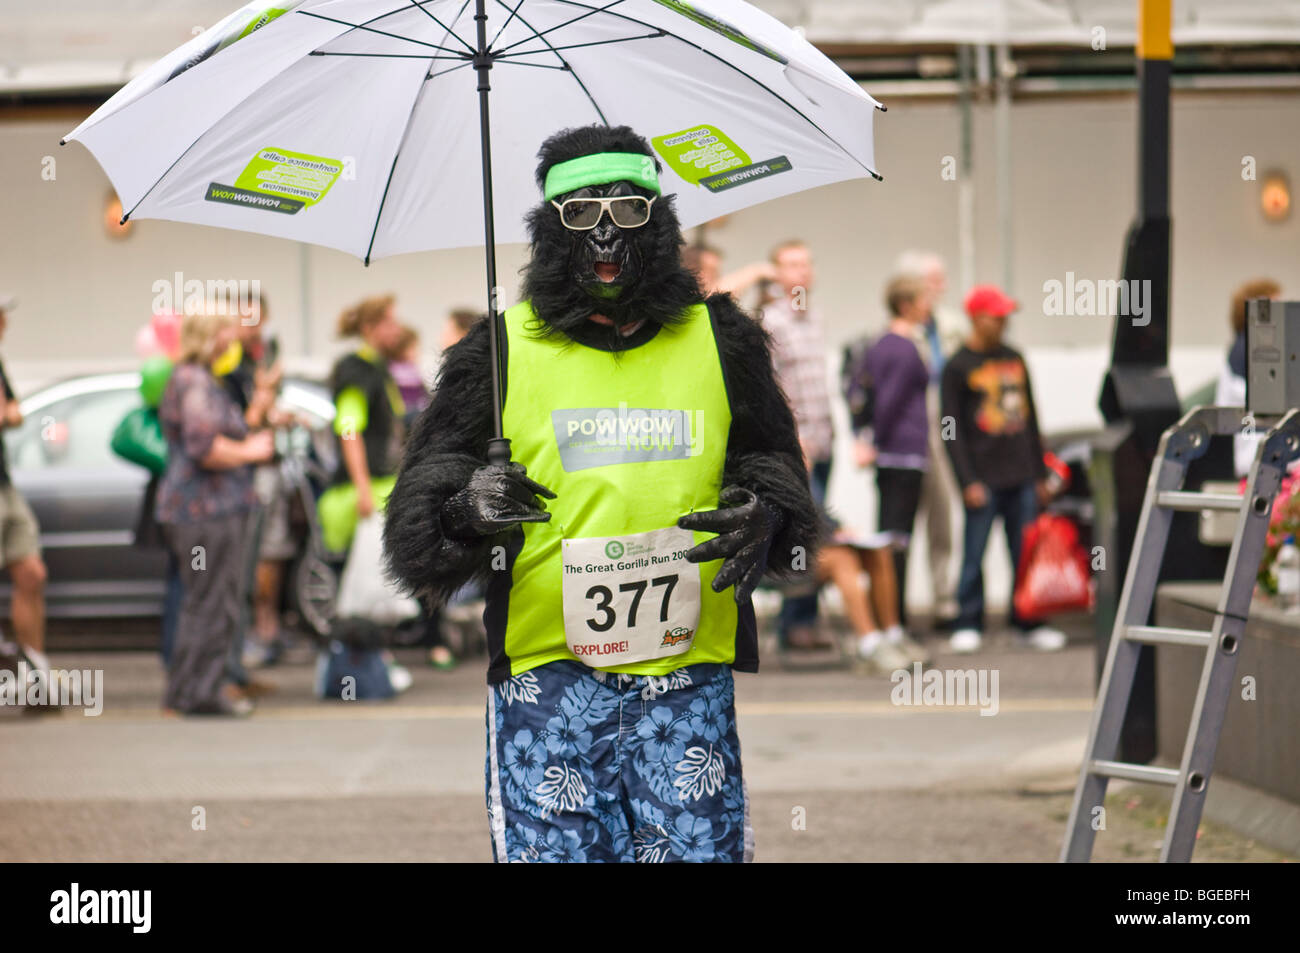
[676,485,785,603]
[440,462,557,540]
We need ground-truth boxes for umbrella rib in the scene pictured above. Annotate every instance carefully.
[491,0,609,125]
[491,59,571,70]
[548,0,881,180]
[492,0,628,55]
[488,0,528,48]
[402,0,478,55]
[119,10,359,224]
[494,30,665,58]
[300,10,467,55]
[311,51,470,60]
[427,62,475,79]
[363,54,444,265]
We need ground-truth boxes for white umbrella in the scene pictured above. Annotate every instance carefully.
[64,0,883,452]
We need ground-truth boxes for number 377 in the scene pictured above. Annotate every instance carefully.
[585,574,677,632]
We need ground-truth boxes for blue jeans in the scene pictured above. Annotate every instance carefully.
[956,482,1039,633]
[485,660,750,863]
[778,459,831,640]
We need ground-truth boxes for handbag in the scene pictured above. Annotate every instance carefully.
[334,514,420,624]
[1014,513,1094,619]
[110,406,168,475]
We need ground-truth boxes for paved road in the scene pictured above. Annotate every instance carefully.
[0,627,1287,862]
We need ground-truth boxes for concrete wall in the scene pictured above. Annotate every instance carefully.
[1,90,1297,614]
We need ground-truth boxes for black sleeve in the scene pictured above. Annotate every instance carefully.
[0,360,14,402]
[382,319,499,604]
[708,293,824,576]
[941,356,978,490]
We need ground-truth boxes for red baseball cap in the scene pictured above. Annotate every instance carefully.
[964,284,1018,318]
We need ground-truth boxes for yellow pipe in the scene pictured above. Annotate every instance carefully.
[1137,0,1173,60]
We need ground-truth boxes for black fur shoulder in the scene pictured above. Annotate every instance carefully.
[406,318,495,458]
[382,320,498,603]
[707,291,825,575]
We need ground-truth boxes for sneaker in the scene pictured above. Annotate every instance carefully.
[895,634,932,666]
[221,696,255,718]
[1014,626,1068,652]
[427,646,458,671]
[884,624,931,665]
[387,662,413,693]
[856,636,912,676]
[212,683,254,717]
[948,628,983,654]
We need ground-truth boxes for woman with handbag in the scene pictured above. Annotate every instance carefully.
[156,309,275,716]
[317,295,414,694]
[317,295,408,555]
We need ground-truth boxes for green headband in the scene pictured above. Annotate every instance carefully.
[543,152,661,201]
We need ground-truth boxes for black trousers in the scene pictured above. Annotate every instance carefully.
[876,466,925,626]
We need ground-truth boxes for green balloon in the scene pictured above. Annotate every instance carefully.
[140,357,173,408]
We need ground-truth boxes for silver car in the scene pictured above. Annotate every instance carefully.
[0,372,338,625]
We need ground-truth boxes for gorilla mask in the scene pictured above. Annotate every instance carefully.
[554,179,656,301]
[521,125,703,346]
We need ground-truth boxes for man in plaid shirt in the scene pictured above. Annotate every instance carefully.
[761,240,834,649]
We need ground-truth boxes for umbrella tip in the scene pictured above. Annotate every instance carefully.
[877,103,888,113]
[869,170,884,182]
[58,138,67,146]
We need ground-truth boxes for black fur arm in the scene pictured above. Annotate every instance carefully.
[382,319,499,604]
[708,292,824,577]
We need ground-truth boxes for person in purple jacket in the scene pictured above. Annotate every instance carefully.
[858,275,934,637]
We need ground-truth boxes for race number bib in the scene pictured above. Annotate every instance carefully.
[561,526,701,666]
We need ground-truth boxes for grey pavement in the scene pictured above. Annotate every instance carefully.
[0,624,1288,862]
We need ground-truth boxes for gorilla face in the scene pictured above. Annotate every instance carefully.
[557,180,655,305]
[521,124,704,346]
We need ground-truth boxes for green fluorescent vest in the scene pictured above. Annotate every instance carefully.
[498,299,736,677]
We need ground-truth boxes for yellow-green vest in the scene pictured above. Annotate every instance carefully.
[492,299,740,679]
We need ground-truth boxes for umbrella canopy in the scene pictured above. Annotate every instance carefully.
[63,0,882,264]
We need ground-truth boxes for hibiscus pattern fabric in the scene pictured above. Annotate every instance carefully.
[484,660,751,863]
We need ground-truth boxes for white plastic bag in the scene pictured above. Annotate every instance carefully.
[334,515,420,624]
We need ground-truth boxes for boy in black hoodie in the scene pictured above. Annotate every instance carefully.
[940,285,1066,655]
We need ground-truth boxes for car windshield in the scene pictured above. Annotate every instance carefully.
[8,386,141,471]
[6,376,336,475]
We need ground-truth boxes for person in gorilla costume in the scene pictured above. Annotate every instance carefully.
[384,124,818,863]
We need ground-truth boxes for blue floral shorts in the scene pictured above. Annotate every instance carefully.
[484,659,752,863]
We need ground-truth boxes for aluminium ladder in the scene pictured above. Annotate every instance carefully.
[1061,406,1300,862]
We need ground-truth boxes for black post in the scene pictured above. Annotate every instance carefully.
[1092,1,1178,767]
[473,0,511,466]
[1092,1,1232,765]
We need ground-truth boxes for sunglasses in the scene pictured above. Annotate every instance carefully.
[550,194,657,230]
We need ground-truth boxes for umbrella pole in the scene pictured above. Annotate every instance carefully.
[473,0,511,467]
